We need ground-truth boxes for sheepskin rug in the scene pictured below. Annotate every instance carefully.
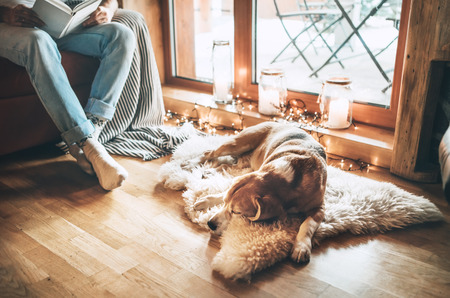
[158,133,444,280]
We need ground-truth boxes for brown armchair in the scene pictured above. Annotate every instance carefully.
[0,52,100,156]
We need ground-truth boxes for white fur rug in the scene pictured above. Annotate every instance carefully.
[158,134,444,280]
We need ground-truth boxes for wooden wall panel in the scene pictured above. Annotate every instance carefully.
[122,0,165,83]
[172,0,196,78]
[391,0,450,182]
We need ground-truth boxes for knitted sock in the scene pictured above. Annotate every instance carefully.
[68,143,95,176]
[86,113,107,140]
[81,138,128,190]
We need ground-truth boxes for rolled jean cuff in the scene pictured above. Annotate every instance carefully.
[61,119,95,145]
[84,97,116,120]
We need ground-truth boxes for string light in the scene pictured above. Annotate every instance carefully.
[164,97,370,171]
[328,156,371,172]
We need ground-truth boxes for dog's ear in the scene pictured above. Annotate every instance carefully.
[248,197,262,221]
[224,174,254,203]
[248,195,285,221]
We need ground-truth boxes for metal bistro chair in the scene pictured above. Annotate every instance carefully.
[297,0,355,57]
[271,0,353,76]
[310,0,400,89]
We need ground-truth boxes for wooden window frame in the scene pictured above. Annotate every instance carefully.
[162,0,410,129]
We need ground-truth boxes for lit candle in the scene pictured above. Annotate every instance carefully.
[214,77,230,102]
[328,98,349,128]
[259,89,280,115]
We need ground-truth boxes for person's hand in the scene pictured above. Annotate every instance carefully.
[83,6,114,27]
[1,5,45,28]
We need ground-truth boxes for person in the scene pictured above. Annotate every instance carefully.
[0,0,135,190]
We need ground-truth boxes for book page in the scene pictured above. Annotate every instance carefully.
[32,0,101,38]
[63,0,102,36]
[32,0,72,38]
[73,0,101,13]
[37,0,71,14]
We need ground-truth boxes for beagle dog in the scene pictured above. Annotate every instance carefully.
[194,122,327,263]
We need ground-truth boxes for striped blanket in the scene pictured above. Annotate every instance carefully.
[96,9,193,160]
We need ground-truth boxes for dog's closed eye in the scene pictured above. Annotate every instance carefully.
[231,210,241,215]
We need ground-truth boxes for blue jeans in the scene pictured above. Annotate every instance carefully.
[0,22,135,145]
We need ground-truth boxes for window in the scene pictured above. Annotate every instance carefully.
[163,0,409,129]
[168,0,234,83]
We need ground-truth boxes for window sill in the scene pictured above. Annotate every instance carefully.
[162,85,394,168]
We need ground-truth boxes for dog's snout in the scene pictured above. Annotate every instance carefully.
[207,220,217,231]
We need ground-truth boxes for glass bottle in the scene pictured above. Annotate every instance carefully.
[212,40,233,104]
[258,68,287,116]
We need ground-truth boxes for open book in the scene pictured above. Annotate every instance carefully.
[32,0,102,39]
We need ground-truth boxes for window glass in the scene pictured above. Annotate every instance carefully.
[255,0,402,107]
[171,0,234,82]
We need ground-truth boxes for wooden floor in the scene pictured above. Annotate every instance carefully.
[0,143,449,298]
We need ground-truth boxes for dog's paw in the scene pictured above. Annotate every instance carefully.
[194,199,209,211]
[180,156,202,170]
[194,198,210,211]
[200,150,215,163]
[194,193,224,211]
[290,241,311,263]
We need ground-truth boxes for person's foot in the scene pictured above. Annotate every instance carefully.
[68,143,95,176]
[87,113,107,140]
[81,138,128,190]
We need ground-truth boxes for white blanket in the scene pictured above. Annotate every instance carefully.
[159,134,444,280]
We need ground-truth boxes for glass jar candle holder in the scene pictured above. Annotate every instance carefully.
[319,76,353,129]
[212,40,233,104]
[258,68,287,116]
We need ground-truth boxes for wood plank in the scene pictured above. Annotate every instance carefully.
[168,269,236,298]
[0,217,41,254]
[27,278,73,298]
[43,200,131,250]
[88,267,152,297]
[118,242,182,279]
[0,245,48,285]
[122,266,185,297]
[131,229,207,272]
[70,233,138,274]
[0,266,30,298]
[22,245,90,292]
[14,204,108,277]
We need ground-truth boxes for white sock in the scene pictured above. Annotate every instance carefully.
[68,143,95,176]
[81,138,128,190]
[86,113,107,140]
